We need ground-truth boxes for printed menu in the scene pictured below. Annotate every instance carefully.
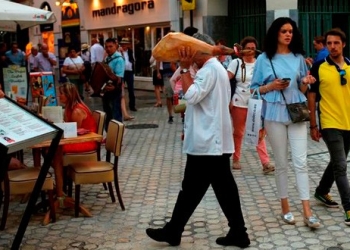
[0,97,59,154]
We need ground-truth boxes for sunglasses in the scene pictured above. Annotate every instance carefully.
[339,69,347,86]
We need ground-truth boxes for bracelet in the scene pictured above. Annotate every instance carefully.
[309,125,318,129]
[264,85,269,93]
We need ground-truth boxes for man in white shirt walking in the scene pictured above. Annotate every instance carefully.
[90,38,105,67]
[146,33,250,248]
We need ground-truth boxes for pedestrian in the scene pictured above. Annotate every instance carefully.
[227,36,274,173]
[103,38,125,125]
[5,41,25,66]
[120,38,137,112]
[308,28,350,225]
[33,43,57,73]
[61,46,84,99]
[250,17,320,228]
[146,33,250,248]
[90,38,105,68]
[27,45,38,72]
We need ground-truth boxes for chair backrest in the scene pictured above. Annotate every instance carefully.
[105,120,125,156]
[92,110,106,135]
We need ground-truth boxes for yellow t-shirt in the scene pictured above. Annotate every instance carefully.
[310,57,350,130]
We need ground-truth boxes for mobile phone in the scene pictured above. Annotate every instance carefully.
[282,78,291,82]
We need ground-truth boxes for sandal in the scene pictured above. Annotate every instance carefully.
[232,161,241,170]
[124,116,135,121]
[263,163,275,174]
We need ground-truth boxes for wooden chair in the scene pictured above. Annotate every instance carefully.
[63,110,106,194]
[0,168,56,230]
[67,120,125,217]
[63,110,106,166]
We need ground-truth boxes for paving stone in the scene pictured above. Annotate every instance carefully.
[1,91,350,249]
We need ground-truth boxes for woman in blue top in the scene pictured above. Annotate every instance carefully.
[251,17,320,228]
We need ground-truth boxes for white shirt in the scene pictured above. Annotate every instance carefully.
[227,58,255,108]
[122,50,133,71]
[34,52,57,72]
[90,43,105,64]
[28,54,36,72]
[183,57,234,155]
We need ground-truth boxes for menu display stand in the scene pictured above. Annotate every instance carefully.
[0,96,63,250]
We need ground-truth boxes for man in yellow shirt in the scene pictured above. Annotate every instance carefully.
[308,28,350,226]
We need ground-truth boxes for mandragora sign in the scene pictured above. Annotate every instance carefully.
[92,0,155,17]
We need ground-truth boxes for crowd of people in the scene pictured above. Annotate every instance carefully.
[1,15,350,249]
[145,18,350,248]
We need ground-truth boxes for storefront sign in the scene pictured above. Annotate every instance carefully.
[92,0,155,17]
[40,2,53,32]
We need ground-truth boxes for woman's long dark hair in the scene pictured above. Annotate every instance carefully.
[263,17,305,59]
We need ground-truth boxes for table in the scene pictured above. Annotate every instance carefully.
[31,132,103,224]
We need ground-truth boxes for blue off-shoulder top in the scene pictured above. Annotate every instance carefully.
[251,52,308,122]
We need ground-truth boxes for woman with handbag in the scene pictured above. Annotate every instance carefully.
[62,46,85,99]
[250,17,319,228]
[227,36,274,174]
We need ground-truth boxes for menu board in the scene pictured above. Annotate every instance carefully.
[3,66,28,105]
[0,97,59,154]
[29,72,57,106]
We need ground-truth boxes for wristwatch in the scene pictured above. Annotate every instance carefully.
[180,68,189,74]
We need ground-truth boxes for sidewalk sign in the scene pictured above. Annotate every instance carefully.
[29,72,57,106]
[3,65,28,105]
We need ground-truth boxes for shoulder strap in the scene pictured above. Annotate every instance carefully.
[105,55,122,65]
[269,59,288,103]
[234,59,240,76]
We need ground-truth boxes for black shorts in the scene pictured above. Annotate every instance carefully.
[152,69,164,86]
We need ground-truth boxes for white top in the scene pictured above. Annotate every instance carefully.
[183,57,234,155]
[227,58,255,108]
[122,50,133,71]
[81,51,90,62]
[33,52,57,72]
[90,43,105,64]
[63,56,84,68]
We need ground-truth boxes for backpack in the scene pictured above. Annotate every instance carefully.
[230,59,240,99]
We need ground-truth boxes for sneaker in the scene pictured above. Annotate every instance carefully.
[314,192,339,208]
[345,211,350,226]
[168,116,174,124]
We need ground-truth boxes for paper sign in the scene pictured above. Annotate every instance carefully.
[3,66,28,105]
[54,122,77,138]
[42,106,63,123]
[29,72,57,106]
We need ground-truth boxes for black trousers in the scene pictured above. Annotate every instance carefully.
[124,71,135,109]
[167,154,247,236]
[317,129,350,211]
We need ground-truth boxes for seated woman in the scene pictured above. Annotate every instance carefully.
[58,83,97,153]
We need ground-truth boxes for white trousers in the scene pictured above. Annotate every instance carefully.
[265,121,310,200]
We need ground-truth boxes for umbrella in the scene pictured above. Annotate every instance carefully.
[0,0,56,32]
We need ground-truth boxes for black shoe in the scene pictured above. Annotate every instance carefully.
[130,107,138,111]
[216,232,250,248]
[314,191,339,208]
[146,228,181,246]
[168,116,174,124]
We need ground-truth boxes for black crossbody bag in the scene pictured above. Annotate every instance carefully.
[269,59,310,123]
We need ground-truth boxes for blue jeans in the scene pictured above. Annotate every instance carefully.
[317,129,350,211]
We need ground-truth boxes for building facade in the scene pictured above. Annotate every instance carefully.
[26,0,350,82]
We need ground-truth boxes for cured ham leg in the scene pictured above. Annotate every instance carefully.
[152,32,236,62]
